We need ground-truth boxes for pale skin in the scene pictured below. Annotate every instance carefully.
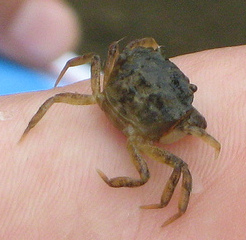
[0,0,79,67]
[0,45,245,239]
[1,1,246,239]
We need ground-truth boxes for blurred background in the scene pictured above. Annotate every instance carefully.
[1,0,246,95]
[67,0,246,58]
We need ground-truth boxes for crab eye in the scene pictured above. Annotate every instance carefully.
[189,84,197,92]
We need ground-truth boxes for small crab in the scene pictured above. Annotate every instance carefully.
[21,38,221,227]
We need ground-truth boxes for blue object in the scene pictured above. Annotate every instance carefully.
[0,57,55,95]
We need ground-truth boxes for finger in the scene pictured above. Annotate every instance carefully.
[0,0,80,68]
[168,46,246,237]
[1,46,246,238]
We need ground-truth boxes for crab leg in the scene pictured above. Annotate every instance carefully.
[20,54,101,142]
[97,138,150,187]
[183,126,221,159]
[19,93,96,142]
[136,142,192,227]
[54,52,95,87]
[103,40,121,88]
[126,37,159,50]
[140,166,181,210]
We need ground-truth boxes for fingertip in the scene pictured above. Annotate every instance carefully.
[0,0,81,68]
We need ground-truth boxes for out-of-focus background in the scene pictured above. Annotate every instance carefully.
[1,1,246,95]
[67,1,246,58]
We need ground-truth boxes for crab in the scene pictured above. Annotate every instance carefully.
[20,37,221,227]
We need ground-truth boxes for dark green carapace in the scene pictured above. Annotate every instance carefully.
[104,46,198,140]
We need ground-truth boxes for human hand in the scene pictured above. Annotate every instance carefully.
[0,0,79,68]
[0,45,245,239]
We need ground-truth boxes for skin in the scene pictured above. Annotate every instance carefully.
[0,0,80,67]
[0,46,245,239]
[1,1,246,239]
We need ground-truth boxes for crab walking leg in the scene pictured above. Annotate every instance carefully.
[20,55,102,142]
[183,126,221,158]
[19,93,96,142]
[161,167,192,227]
[97,139,150,187]
[91,55,101,95]
[54,52,95,87]
[137,143,192,227]
[103,41,120,88]
[126,37,159,50]
[140,166,181,209]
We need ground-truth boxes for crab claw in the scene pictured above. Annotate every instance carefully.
[183,125,221,159]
